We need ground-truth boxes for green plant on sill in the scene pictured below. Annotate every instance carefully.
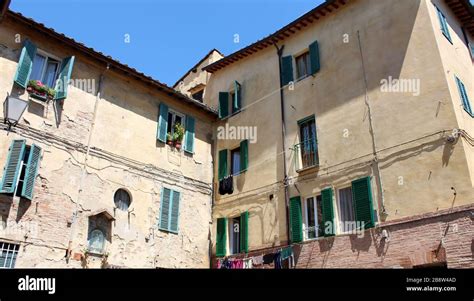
[166,132,173,142]
[173,123,185,142]
[27,79,56,98]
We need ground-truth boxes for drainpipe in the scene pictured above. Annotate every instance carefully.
[273,42,291,245]
[66,64,110,260]
[356,31,387,217]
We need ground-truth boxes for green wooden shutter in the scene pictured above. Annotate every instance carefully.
[219,92,229,119]
[183,115,195,154]
[233,81,241,112]
[21,144,42,200]
[218,149,228,180]
[436,7,452,43]
[14,40,37,88]
[240,139,248,173]
[352,177,375,229]
[321,188,335,237]
[240,211,249,253]
[281,55,294,86]
[216,217,227,257]
[159,188,171,231]
[157,103,169,142]
[169,190,180,233]
[455,76,473,115]
[309,40,320,75]
[0,140,26,194]
[54,56,75,100]
[289,196,303,243]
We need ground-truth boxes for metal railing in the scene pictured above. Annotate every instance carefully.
[293,138,319,171]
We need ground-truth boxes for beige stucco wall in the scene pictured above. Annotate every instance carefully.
[207,0,474,255]
[0,18,215,268]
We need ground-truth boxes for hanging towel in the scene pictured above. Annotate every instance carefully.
[281,246,293,261]
[252,255,264,266]
[243,258,253,269]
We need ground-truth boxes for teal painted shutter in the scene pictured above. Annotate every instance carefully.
[54,56,75,100]
[21,144,42,200]
[233,81,241,112]
[240,211,249,253]
[14,40,37,88]
[159,188,171,231]
[240,140,248,173]
[321,188,335,236]
[289,196,303,243]
[219,92,229,119]
[436,7,452,42]
[0,140,26,194]
[216,218,227,257]
[309,40,320,75]
[352,177,375,229]
[218,149,228,180]
[455,76,473,115]
[281,55,294,86]
[183,115,195,153]
[157,103,169,142]
[169,190,180,233]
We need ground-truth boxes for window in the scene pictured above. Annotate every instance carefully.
[303,195,324,240]
[218,81,242,119]
[0,242,20,269]
[15,145,30,198]
[228,217,240,255]
[295,51,310,79]
[159,188,181,233]
[191,89,204,102]
[455,76,473,116]
[231,147,241,175]
[297,117,318,169]
[114,189,131,211]
[30,53,60,88]
[88,229,105,254]
[166,110,185,136]
[436,6,452,43]
[461,27,474,60]
[337,187,356,234]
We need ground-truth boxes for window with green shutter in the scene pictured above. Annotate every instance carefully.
[21,144,42,200]
[281,55,294,86]
[455,76,473,117]
[321,188,335,237]
[54,56,75,100]
[233,81,242,112]
[436,6,452,43]
[219,92,229,119]
[0,140,26,193]
[289,196,303,243]
[216,217,227,257]
[309,40,320,75]
[239,140,248,173]
[351,177,375,230]
[14,40,37,88]
[218,149,228,180]
[240,211,249,253]
[158,187,181,233]
[157,103,169,142]
[183,115,195,154]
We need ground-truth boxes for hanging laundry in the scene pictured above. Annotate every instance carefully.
[263,253,274,265]
[281,246,293,260]
[273,251,282,269]
[252,255,264,266]
[218,175,234,195]
[243,258,253,269]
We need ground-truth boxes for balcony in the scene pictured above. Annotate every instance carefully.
[293,138,319,172]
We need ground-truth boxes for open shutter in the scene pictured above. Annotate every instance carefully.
[281,55,294,86]
[54,56,75,100]
[159,188,171,231]
[169,190,180,233]
[21,144,41,200]
[157,103,169,142]
[321,188,335,236]
[14,40,37,88]
[0,140,26,194]
[240,211,249,253]
[233,81,241,112]
[219,92,229,119]
[216,217,227,257]
[352,177,375,229]
[436,7,452,42]
[240,140,248,173]
[455,76,473,115]
[218,149,228,180]
[289,196,303,243]
[183,115,195,154]
[309,40,320,75]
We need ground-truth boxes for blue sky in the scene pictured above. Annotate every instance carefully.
[10,0,323,86]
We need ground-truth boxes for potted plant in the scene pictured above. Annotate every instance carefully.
[173,123,185,150]
[26,80,55,100]
[166,132,173,146]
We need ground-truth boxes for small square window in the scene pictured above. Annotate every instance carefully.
[30,53,60,88]
[295,52,310,80]
[166,110,185,136]
[191,89,204,102]
[0,242,20,269]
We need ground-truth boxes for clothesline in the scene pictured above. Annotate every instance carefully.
[216,246,295,269]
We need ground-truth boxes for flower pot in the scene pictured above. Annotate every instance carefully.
[167,139,173,146]
[174,141,182,150]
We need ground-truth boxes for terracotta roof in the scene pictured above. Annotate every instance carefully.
[203,0,350,73]
[445,0,474,36]
[4,10,218,117]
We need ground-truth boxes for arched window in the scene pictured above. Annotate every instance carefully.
[88,229,105,254]
[114,189,131,211]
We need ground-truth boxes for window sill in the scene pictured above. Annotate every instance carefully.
[296,164,319,174]
[158,227,178,235]
[442,31,453,45]
[219,109,243,121]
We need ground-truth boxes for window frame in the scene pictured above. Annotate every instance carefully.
[14,145,31,198]
[87,228,106,255]
[0,241,20,269]
[294,50,311,80]
[30,49,62,88]
[113,188,132,211]
[166,109,186,136]
[435,6,452,44]
[230,147,241,176]
[335,186,357,235]
[228,216,241,255]
[297,116,318,170]
[302,194,323,241]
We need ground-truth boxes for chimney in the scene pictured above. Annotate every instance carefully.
[0,0,11,22]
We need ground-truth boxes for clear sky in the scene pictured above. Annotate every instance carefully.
[10,0,324,86]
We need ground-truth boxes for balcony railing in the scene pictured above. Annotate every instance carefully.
[293,138,319,171]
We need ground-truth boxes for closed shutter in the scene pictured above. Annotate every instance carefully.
[455,76,473,115]
[21,144,42,200]
[352,177,375,229]
[14,40,37,88]
[321,188,335,237]
[159,188,171,231]
[436,7,452,42]
[216,217,227,257]
[233,81,241,112]
[218,149,228,180]
[289,196,303,243]
[309,40,321,75]
[183,115,195,154]
[156,103,169,142]
[0,140,26,193]
[281,56,294,86]
[219,92,229,119]
[240,140,248,172]
[240,211,249,253]
[169,190,180,233]
[54,56,75,100]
